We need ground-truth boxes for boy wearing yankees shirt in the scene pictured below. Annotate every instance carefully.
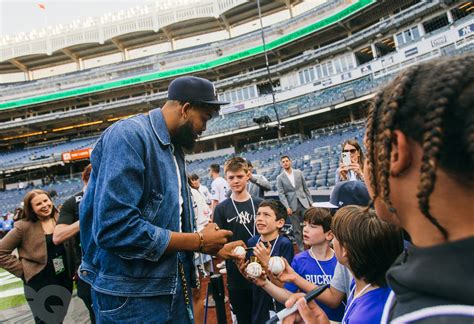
[214,157,263,323]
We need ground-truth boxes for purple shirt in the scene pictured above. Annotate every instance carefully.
[285,250,345,321]
[343,285,391,324]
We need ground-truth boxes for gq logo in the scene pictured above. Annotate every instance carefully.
[23,284,73,323]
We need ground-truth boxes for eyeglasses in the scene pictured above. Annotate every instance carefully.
[343,149,357,154]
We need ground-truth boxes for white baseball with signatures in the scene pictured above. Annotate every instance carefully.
[246,262,262,278]
[233,246,246,258]
[268,256,285,275]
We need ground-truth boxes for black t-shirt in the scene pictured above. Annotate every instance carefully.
[57,191,83,269]
[58,191,82,225]
[214,196,263,290]
[26,234,72,292]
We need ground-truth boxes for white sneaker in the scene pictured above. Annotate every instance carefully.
[216,261,226,269]
[219,268,227,274]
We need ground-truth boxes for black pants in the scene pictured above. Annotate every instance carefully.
[77,278,95,324]
[228,288,253,324]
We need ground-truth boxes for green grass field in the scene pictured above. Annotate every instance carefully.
[0,269,26,310]
[0,269,78,311]
[0,294,26,311]
[0,280,23,293]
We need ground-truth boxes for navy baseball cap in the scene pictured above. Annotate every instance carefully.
[167,76,229,105]
[313,181,370,209]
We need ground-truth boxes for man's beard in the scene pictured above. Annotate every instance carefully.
[172,120,197,150]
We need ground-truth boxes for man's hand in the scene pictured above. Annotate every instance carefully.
[282,293,330,324]
[200,223,233,255]
[287,208,293,216]
[216,240,246,260]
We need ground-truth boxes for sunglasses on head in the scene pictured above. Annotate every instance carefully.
[343,149,357,154]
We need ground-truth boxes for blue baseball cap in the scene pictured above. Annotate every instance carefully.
[313,181,370,209]
[167,76,229,105]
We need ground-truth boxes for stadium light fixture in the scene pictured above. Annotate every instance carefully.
[52,120,103,132]
[2,131,45,141]
[256,0,283,131]
[107,114,135,122]
[459,2,471,10]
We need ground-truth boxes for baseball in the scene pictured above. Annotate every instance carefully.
[268,256,285,275]
[246,262,262,278]
[233,246,246,257]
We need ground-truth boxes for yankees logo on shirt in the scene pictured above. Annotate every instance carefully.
[213,196,263,243]
[227,210,253,226]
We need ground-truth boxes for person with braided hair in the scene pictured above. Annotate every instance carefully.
[363,54,474,323]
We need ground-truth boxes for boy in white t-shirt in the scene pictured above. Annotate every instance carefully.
[188,176,212,324]
[189,173,211,206]
[209,163,229,213]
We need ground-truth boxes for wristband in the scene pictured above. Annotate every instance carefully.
[197,232,204,252]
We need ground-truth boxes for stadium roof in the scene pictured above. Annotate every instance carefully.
[0,0,302,73]
[0,0,433,148]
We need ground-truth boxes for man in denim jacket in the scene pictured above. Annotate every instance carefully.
[79,76,237,323]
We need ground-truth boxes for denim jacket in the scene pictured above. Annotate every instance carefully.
[79,108,195,297]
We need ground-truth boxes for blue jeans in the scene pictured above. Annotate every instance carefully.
[91,276,193,323]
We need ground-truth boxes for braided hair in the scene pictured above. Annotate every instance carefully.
[365,54,474,240]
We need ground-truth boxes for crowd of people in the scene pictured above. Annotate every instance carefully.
[0,213,14,239]
[0,54,472,324]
